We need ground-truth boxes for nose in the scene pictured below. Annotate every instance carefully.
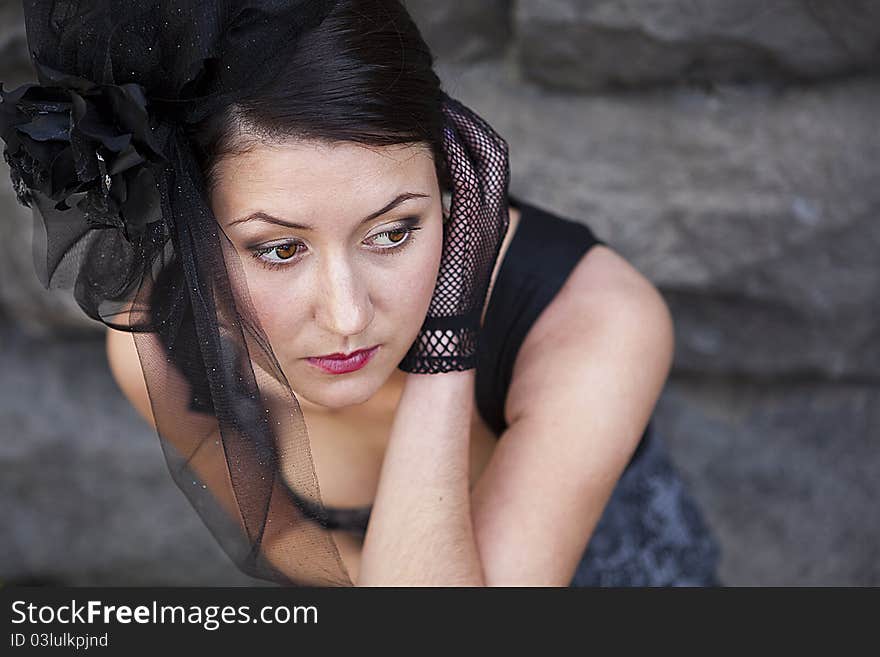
[313,256,374,338]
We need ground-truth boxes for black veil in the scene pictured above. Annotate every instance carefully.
[0,0,510,586]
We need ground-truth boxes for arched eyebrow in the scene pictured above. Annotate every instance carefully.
[227,192,431,230]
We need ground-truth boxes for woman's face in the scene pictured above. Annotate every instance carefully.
[210,139,444,413]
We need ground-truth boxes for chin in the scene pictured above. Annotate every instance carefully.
[294,374,381,411]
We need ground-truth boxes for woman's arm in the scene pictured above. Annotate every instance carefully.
[356,369,485,586]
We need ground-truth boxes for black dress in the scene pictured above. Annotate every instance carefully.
[158,193,723,586]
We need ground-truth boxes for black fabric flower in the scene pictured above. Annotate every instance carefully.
[0,60,168,242]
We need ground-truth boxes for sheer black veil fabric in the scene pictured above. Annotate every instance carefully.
[0,0,511,586]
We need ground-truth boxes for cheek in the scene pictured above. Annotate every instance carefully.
[374,260,435,328]
[389,221,443,322]
[220,249,306,347]
[343,223,442,347]
[236,275,304,351]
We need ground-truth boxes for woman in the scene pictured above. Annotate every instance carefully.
[5,0,721,586]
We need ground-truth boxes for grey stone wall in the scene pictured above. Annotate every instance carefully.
[1,0,877,586]
[516,0,880,90]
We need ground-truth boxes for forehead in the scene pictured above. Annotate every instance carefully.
[211,140,436,214]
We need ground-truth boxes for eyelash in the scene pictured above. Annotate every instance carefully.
[249,222,423,271]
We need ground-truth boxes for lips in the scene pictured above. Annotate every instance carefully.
[315,346,377,360]
[306,345,380,374]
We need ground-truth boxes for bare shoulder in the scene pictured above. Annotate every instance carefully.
[504,242,675,426]
[547,243,671,321]
[470,243,676,584]
[105,326,156,428]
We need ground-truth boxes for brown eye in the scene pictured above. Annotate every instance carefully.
[274,244,299,259]
[250,241,304,270]
[370,226,419,249]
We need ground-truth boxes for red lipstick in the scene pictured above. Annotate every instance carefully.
[306,345,380,374]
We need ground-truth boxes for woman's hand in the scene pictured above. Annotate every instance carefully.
[397,93,510,374]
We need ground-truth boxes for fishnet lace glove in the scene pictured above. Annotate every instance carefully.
[397,94,511,374]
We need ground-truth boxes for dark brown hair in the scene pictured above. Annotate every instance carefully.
[185,0,453,203]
